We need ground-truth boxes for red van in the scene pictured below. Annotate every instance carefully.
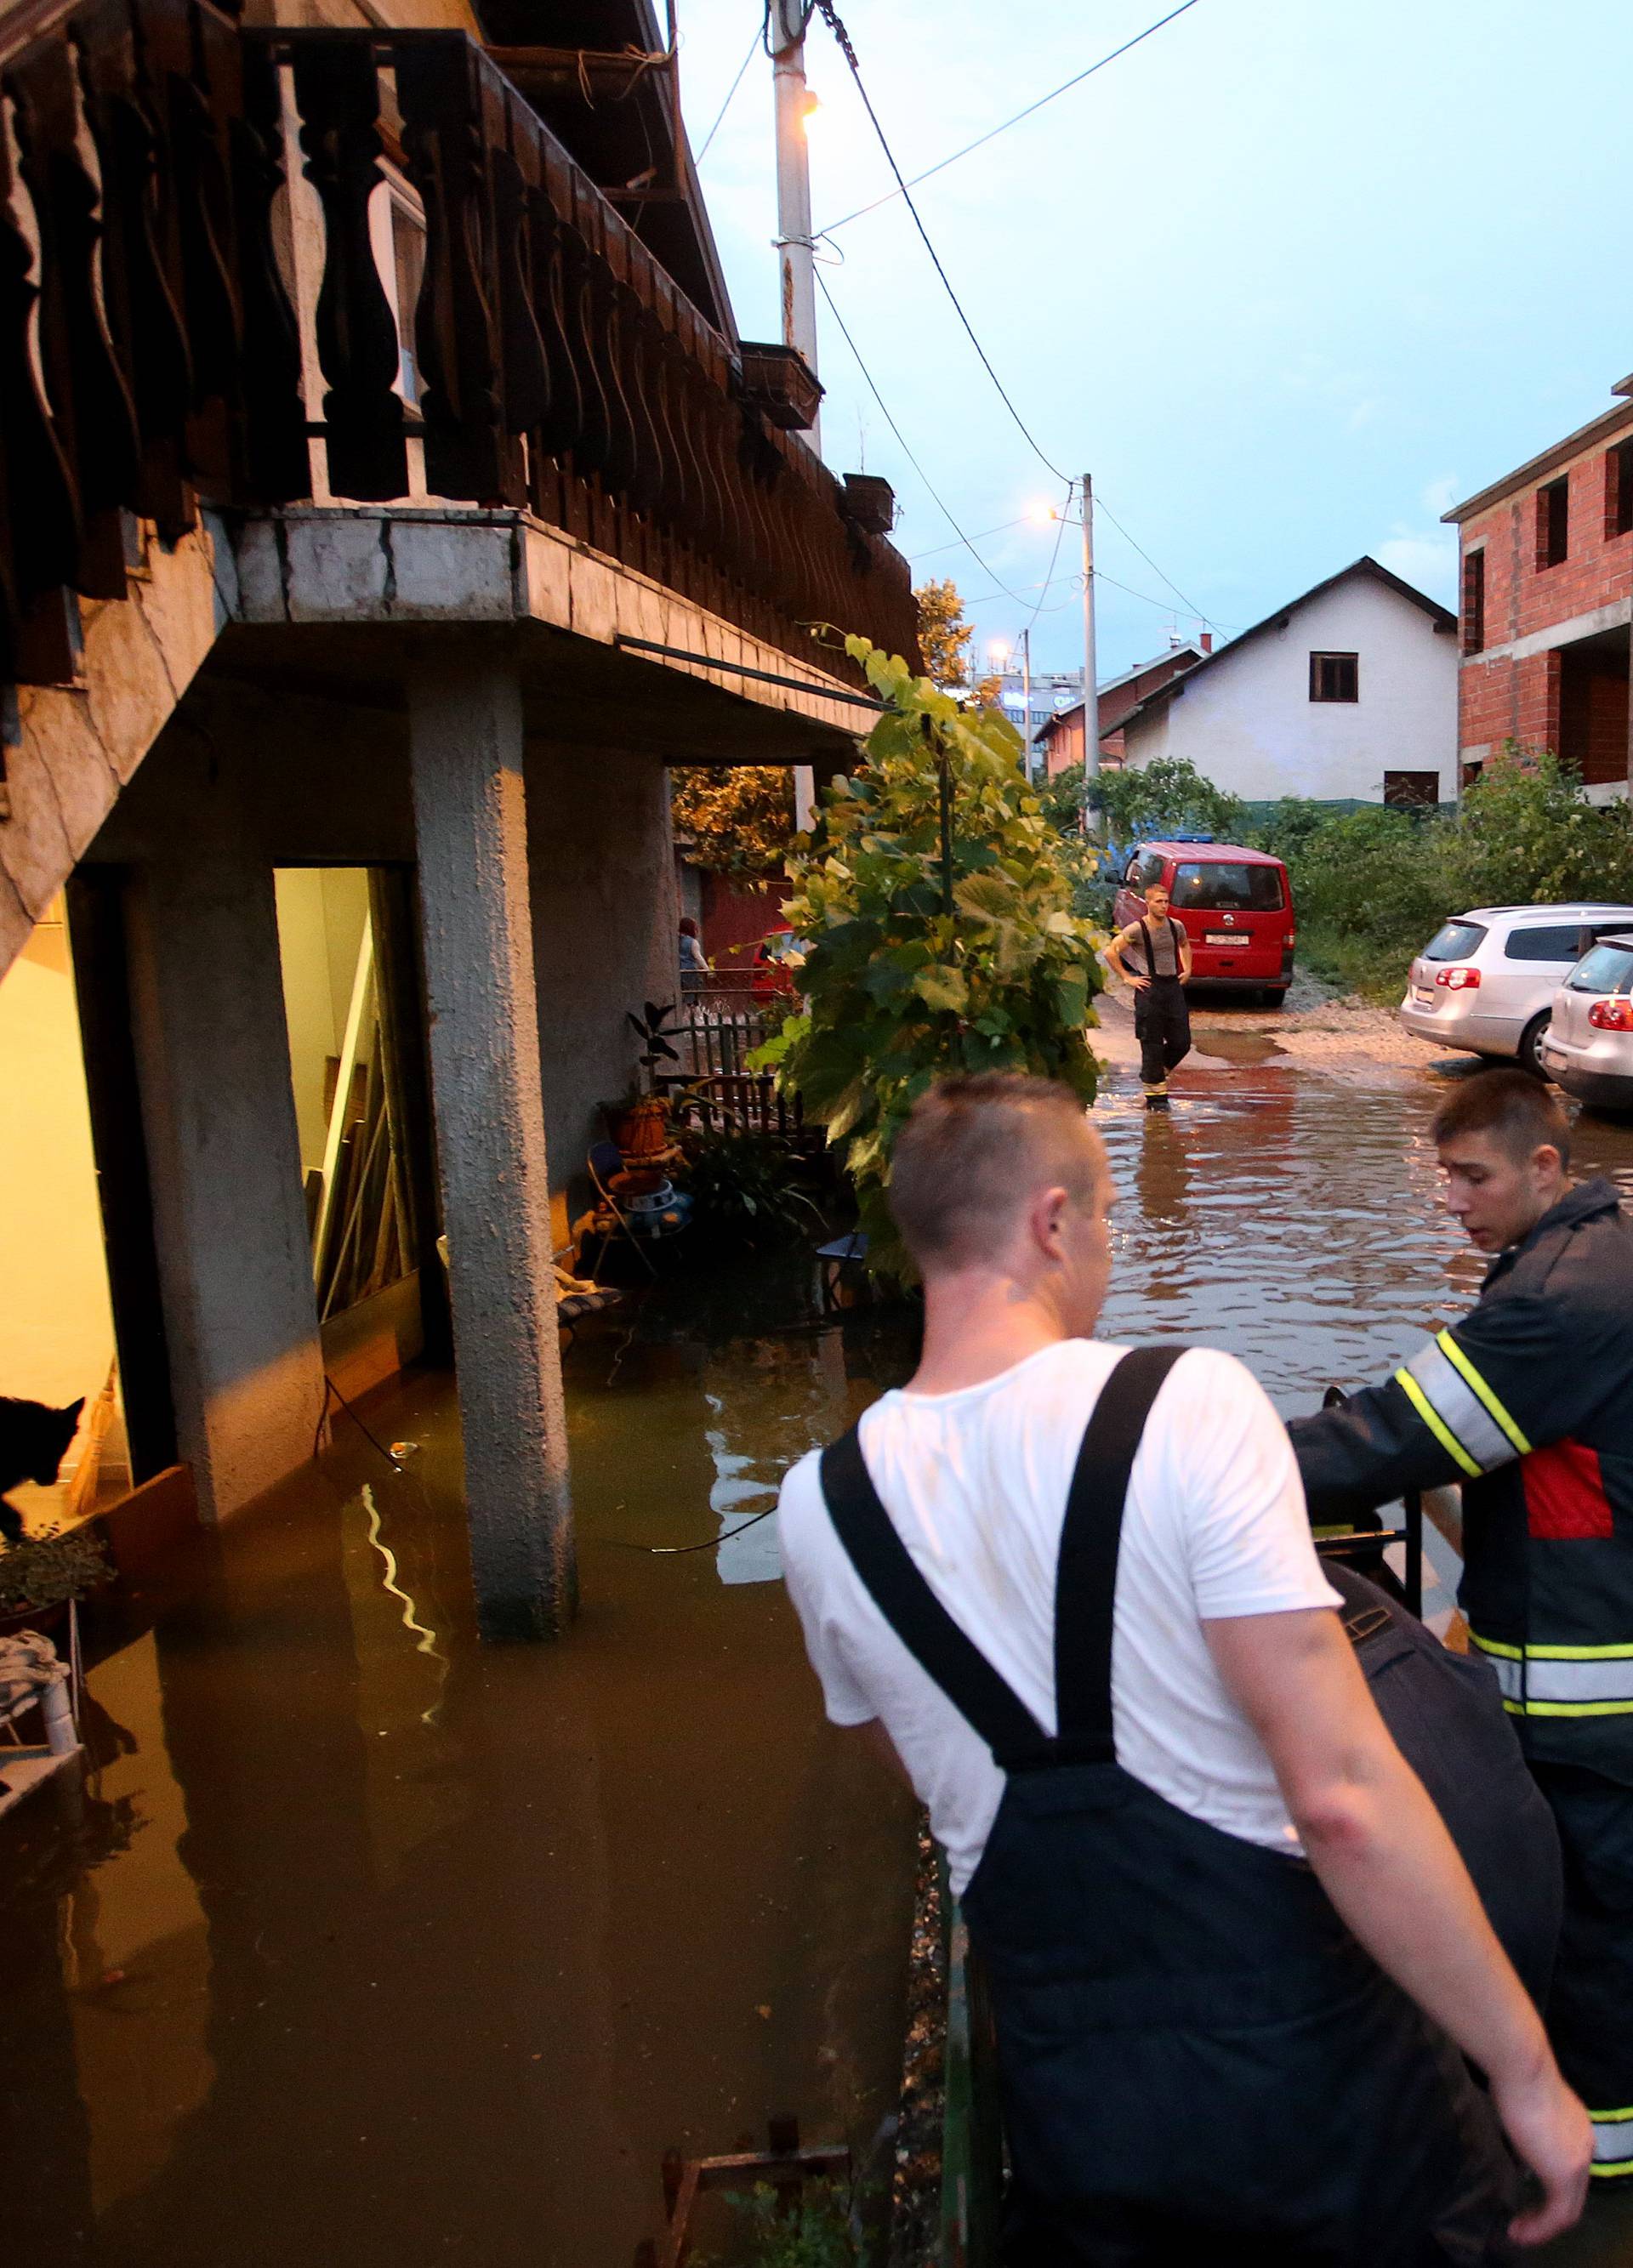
[1111,840,1296,1005]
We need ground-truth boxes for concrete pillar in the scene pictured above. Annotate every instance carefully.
[408,651,576,1640]
[124,787,326,1521]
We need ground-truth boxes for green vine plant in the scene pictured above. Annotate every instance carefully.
[750,635,1106,1282]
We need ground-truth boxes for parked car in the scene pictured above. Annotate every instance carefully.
[749,925,804,1005]
[1111,840,1296,1004]
[1397,904,1633,1076]
[1539,931,1633,1108]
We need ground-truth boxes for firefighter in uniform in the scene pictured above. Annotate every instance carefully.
[1289,1068,1633,2189]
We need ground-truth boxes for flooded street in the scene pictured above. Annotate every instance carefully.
[6,1018,1633,2265]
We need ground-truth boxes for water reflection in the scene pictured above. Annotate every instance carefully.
[3,1065,1630,2263]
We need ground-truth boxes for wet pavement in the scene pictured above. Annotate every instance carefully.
[5,1012,1633,2264]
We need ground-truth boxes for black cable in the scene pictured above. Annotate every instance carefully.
[604,1502,781,1555]
[815,266,1034,609]
[1095,492,1211,626]
[817,1,1205,236]
[1020,487,1072,634]
[811,0,1069,485]
[315,1372,408,1472]
[696,14,763,162]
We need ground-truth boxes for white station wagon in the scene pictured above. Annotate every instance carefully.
[1398,903,1633,1076]
[1540,931,1633,1110]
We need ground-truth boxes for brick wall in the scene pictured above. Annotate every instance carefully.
[1454,409,1633,784]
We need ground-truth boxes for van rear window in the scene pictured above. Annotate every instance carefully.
[1568,943,1633,995]
[1170,862,1284,912]
[1422,921,1488,963]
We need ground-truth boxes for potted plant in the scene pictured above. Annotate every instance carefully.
[607,1000,681,1162]
[0,1524,112,1640]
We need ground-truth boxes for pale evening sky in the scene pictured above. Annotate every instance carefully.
[673,0,1632,684]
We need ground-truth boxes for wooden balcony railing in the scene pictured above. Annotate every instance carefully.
[0,0,916,696]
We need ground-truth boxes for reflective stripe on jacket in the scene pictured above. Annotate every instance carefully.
[1289,1179,1633,1775]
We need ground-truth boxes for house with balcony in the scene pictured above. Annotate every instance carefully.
[1111,560,1457,807]
[0,0,916,1640]
[1442,373,1633,797]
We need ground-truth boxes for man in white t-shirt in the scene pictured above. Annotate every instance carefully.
[779,1072,1587,2264]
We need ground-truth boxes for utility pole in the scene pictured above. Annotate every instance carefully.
[1019,626,1033,782]
[1080,471,1100,833]
[770,0,818,831]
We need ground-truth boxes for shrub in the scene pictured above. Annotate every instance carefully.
[1249,747,1633,1000]
[754,637,1104,1282]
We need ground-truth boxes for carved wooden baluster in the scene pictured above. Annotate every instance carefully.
[395,35,519,505]
[683,315,730,566]
[641,285,688,534]
[234,31,307,502]
[170,1,248,492]
[528,199,578,466]
[289,36,405,503]
[557,213,609,481]
[581,200,634,502]
[0,77,83,682]
[77,0,193,535]
[9,35,140,598]
[487,99,549,446]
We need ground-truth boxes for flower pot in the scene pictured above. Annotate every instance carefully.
[0,1599,71,1645]
[608,1095,670,1162]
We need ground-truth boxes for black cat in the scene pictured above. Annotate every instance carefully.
[0,1396,84,1545]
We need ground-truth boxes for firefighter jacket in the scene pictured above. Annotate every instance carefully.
[1289,1178,1633,1778]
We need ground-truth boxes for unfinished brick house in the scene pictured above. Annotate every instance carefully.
[1443,373,1633,797]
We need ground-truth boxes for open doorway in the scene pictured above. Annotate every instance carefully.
[273,867,446,1401]
[0,899,130,1531]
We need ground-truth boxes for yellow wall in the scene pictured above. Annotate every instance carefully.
[274,867,371,1178]
[0,907,113,1445]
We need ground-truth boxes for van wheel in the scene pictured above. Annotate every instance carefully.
[1518,1013,1551,1079]
[1263,989,1288,1009]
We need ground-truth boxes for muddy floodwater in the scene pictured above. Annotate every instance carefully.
[5,1037,1633,2265]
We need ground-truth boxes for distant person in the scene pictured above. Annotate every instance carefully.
[778,1072,1587,2264]
[1290,1068,1633,2192]
[678,916,710,996]
[1106,880,1192,1110]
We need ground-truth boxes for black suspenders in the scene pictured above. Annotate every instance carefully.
[817,1347,1186,1772]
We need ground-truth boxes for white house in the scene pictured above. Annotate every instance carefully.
[1117,558,1459,805]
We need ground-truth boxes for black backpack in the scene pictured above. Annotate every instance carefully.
[1323,1554,1562,2011]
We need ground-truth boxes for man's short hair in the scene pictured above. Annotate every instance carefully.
[1431,1068,1571,1170]
[889,1073,1101,1270]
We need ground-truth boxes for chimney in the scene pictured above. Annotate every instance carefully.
[1200,632,1214,655]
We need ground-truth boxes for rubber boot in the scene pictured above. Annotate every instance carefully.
[1143,1083,1169,1112]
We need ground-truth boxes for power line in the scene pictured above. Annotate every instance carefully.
[816,0,1204,236]
[694,17,764,162]
[1019,486,1072,635]
[908,514,1032,563]
[1094,492,1212,624]
[815,267,1034,608]
[811,0,1069,484]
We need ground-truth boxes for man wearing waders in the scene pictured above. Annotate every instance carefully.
[1291,1069,1633,2200]
[778,1074,1589,2264]
[1107,879,1192,1109]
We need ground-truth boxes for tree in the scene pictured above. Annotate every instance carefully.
[670,765,796,878]
[1094,755,1245,844]
[914,577,975,693]
[753,636,1105,1282]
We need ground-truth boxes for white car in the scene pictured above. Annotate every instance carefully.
[1398,903,1633,1077]
[1539,930,1633,1109]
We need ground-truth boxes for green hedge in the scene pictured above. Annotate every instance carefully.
[1249,748,1633,1002]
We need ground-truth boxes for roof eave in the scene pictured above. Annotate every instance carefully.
[1443,399,1633,526]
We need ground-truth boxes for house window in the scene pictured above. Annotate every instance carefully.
[1383,770,1439,809]
[1537,475,1569,569]
[1309,651,1358,702]
[1607,440,1633,540]
[1461,549,1485,656]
